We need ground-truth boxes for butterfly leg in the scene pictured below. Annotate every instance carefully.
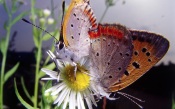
[47,50,64,72]
[72,62,77,80]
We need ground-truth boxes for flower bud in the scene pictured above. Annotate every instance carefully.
[43,9,51,17]
[39,17,45,26]
[47,18,54,25]
[29,14,37,21]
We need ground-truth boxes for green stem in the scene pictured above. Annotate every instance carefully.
[0,53,6,109]
[33,41,41,108]
[0,1,12,108]
[31,0,36,23]
[30,0,40,108]
[0,25,11,109]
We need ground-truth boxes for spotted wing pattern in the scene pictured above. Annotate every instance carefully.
[89,24,133,90]
[63,0,97,58]
[109,30,169,92]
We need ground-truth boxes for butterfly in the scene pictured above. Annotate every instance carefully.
[57,0,169,93]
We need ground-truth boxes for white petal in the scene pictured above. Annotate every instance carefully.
[63,88,71,109]
[41,68,58,79]
[41,78,56,80]
[83,90,93,109]
[45,83,62,93]
[85,89,97,106]
[57,73,61,82]
[77,92,85,109]
[51,83,66,95]
[69,91,76,109]
[77,92,81,109]
[54,87,69,106]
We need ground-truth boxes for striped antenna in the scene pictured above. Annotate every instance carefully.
[22,18,59,42]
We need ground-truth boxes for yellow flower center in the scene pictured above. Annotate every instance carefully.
[61,64,90,91]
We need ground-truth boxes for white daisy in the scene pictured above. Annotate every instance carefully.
[42,50,115,109]
[42,50,97,109]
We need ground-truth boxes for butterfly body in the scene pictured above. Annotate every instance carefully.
[55,42,79,63]
[57,0,169,94]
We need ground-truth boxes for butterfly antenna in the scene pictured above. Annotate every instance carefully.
[59,0,65,43]
[117,91,145,109]
[22,18,59,42]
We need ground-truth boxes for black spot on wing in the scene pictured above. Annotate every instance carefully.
[134,51,138,55]
[132,62,140,69]
[142,48,147,53]
[130,30,169,58]
[124,70,129,76]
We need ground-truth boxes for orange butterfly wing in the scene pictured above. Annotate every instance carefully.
[109,30,169,92]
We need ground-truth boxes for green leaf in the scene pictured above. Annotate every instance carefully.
[42,31,59,41]
[14,79,35,109]
[43,80,52,90]
[44,62,55,70]
[31,96,35,104]
[11,11,29,26]
[38,63,55,79]
[0,37,6,55]
[4,62,19,83]
[21,77,31,100]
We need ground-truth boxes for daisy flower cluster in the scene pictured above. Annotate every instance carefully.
[41,49,114,109]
